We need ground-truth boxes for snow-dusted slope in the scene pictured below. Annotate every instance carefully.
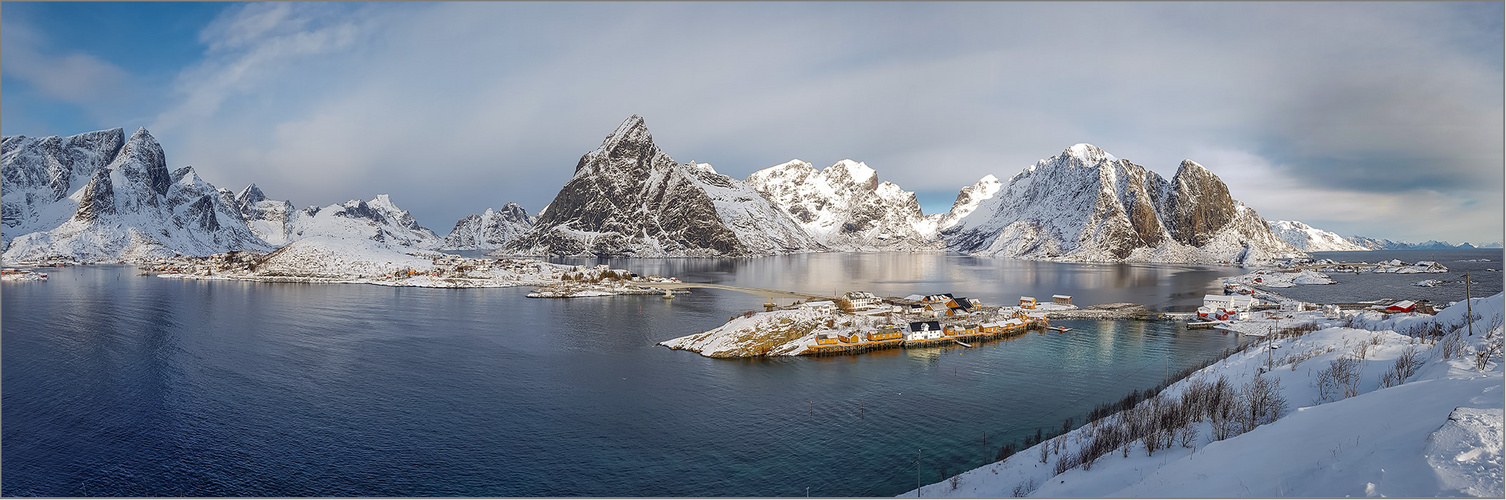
[2,129,271,263]
[234,184,444,250]
[1268,220,1371,252]
[502,115,822,257]
[1,128,125,250]
[285,195,443,250]
[943,144,1302,264]
[936,174,1002,232]
[745,159,941,251]
[442,202,535,250]
[910,293,1505,498]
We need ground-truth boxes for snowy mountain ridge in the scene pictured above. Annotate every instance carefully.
[442,202,535,250]
[943,144,1302,264]
[2,128,271,263]
[501,115,821,257]
[745,158,942,252]
[1268,219,1372,252]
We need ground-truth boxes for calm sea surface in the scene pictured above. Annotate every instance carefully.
[1,253,1307,496]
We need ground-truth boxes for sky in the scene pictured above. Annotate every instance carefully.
[3,2,1502,244]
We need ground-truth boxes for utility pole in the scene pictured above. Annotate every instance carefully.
[916,448,922,497]
[1465,273,1474,336]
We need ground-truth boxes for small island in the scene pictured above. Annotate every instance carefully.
[660,292,1079,358]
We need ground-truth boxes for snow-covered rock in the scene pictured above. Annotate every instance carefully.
[253,235,437,279]
[2,129,271,263]
[502,115,822,257]
[242,187,444,250]
[745,159,941,251]
[943,144,1303,264]
[1268,220,1371,252]
[936,174,1002,231]
[441,202,534,250]
[1,128,125,250]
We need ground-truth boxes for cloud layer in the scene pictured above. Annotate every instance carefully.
[6,2,1502,244]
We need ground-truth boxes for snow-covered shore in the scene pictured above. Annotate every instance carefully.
[153,236,564,288]
[906,293,1504,497]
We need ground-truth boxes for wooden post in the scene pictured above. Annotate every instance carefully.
[1465,273,1474,336]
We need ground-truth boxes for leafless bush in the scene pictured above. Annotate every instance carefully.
[1053,450,1080,475]
[1012,478,1037,497]
[1239,374,1287,432]
[1209,376,1244,441]
[1316,356,1361,402]
[1380,346,1423,388]
[950,472,961,490]
[1370,333,1385,346]
[1177,421,1199,448]
[1039,437,1050,464]
[996,442,1018,462]
[1437,332,1465,360]
[1353,342,1369,361]
[1476,323,1502,371]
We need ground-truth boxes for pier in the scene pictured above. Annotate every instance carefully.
[639,281,832,300]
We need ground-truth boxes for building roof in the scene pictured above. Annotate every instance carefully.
[908,321,942,331]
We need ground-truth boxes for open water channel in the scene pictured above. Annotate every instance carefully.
[2,253,1328,496]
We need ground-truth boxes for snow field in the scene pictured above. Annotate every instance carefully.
[906,293,1504,497]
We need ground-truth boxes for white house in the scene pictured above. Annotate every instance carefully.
[800,300,838,312]
[1203,294,1257,312]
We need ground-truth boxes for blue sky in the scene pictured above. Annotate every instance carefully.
[3,2,1502,244]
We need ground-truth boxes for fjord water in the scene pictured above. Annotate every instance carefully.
[3,255,1243,496]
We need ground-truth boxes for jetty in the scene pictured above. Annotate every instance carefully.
[639,281,832,300]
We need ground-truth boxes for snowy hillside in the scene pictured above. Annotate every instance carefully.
[908,294,1505,498]
[2,129,271,263]
[502,115,822,257]
[745,159,941,251]
[442,202,535,250]
[943,144,1303,264]
[239,186,444,251]
[1269,220,1371,251]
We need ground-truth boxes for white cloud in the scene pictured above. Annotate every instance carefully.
[1,20,129,104]
[142,2,1501,244]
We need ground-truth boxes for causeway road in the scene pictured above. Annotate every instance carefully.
[638,282,832,300]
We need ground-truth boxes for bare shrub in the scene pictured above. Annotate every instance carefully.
[1012,478,1037,497]
[996,442,1018,462]
[1209,376,1244,441]
[1177,421,1199,448]
[1476,322,1502,371]
[1053,450,1080,475]
[1353,342,1369,361]
[1316,356,1361,402]
[1380,346,1423,388]
[1437,332,1465,360]
[1239,374,1287,432]
[950,473,961,490]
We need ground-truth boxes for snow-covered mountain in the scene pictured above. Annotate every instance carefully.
[1,128,125,249]
[944,144,1301,264]
[1268,220,1371,251]
[745,159,941,251]
[442,202,535,250]
[240,188,445,250]
[2,128,271,263]
[936,174,1003,232]
[502,115,822,257]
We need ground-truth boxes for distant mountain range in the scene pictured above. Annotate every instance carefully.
[2,118,1495,264]
[1267,219,1501,252]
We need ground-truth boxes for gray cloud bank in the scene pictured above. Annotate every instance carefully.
[24,2,1506,243]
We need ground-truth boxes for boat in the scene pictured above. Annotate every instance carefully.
[954,339,972,348]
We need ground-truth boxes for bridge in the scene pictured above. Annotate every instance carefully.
[637,281,833,300]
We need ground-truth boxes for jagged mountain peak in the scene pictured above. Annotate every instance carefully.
[1064,143,1117,164]
[235,183,267,206]
[821,159,878,188]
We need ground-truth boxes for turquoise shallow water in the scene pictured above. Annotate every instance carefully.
[3,255,1241,496]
